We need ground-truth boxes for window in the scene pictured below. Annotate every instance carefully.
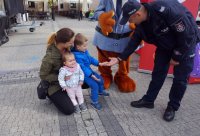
[0,0,5,16]
[70,3,76,9]
[0,0,5,11]
[28,1,35,8]
[60,3,64,9]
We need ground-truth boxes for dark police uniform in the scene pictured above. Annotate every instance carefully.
[119,0,200,111]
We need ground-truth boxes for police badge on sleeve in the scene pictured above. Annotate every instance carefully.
[175,21,185,32]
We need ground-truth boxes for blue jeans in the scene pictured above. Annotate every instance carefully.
[143,49,194,111]
[84,71,104,103]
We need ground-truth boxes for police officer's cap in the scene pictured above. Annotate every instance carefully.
[120,0,141,25]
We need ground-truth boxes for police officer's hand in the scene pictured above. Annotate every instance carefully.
[106,57,119,66]
[99,62,109,66]
[170,59,180,66]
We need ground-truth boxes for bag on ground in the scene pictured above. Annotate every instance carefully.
[37,80,49,99]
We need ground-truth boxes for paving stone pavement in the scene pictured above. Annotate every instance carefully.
[0,16,200,136]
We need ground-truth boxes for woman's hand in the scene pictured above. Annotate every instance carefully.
[62,86,68,92]
[79,81,83,86]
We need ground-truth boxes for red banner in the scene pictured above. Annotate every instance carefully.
[138,43,173,75]
[182,0,199,18]
[138,0,199,79]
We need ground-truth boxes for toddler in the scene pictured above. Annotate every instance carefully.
[58,52,87,113]
[72,33,109,110]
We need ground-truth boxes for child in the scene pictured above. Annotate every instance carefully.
[72,33,109,110]
[58,52,87,113]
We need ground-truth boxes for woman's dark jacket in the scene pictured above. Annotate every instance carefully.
[39,44,62,96]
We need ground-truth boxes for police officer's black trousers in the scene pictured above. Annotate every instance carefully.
[143,49,194,111]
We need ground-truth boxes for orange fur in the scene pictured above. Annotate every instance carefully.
[98,10,115,35]
[98,49,136,93]
[97,11,136,92]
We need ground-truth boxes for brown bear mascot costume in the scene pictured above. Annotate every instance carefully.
[92,0,141,92]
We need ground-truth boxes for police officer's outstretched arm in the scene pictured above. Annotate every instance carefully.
[108,29,142,66]
[155,0,198,62]
[119,29,142,60]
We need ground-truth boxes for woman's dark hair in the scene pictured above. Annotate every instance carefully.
[47,28,75,48]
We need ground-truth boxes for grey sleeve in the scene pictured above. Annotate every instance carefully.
[93,0,106,20]
[58,68,67,88]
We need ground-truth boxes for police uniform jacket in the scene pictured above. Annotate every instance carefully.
[119,0,200,62]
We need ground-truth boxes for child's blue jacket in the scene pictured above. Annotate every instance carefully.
[72,48,99,77]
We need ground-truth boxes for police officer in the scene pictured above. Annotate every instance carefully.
[107,0,200,121]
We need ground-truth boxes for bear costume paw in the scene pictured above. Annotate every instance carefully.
[114,74,136,93]
[101,74,113,89]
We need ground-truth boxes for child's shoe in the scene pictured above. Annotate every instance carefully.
[99,90,110,96]
[79,103,87,112]
[91,102,102,110]
[74,105,81,113]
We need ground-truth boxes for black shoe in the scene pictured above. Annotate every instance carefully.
[163,106,175,122]
[130,99,154,109]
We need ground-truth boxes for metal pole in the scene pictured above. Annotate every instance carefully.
[78,0,80,21]
[52,0,55,21]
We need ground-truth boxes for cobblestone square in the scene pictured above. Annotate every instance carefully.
[0,16,200,136]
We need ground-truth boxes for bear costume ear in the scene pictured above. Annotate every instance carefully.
[98,10,115,35]
[128,23,136,37]
[129,23,136,30]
